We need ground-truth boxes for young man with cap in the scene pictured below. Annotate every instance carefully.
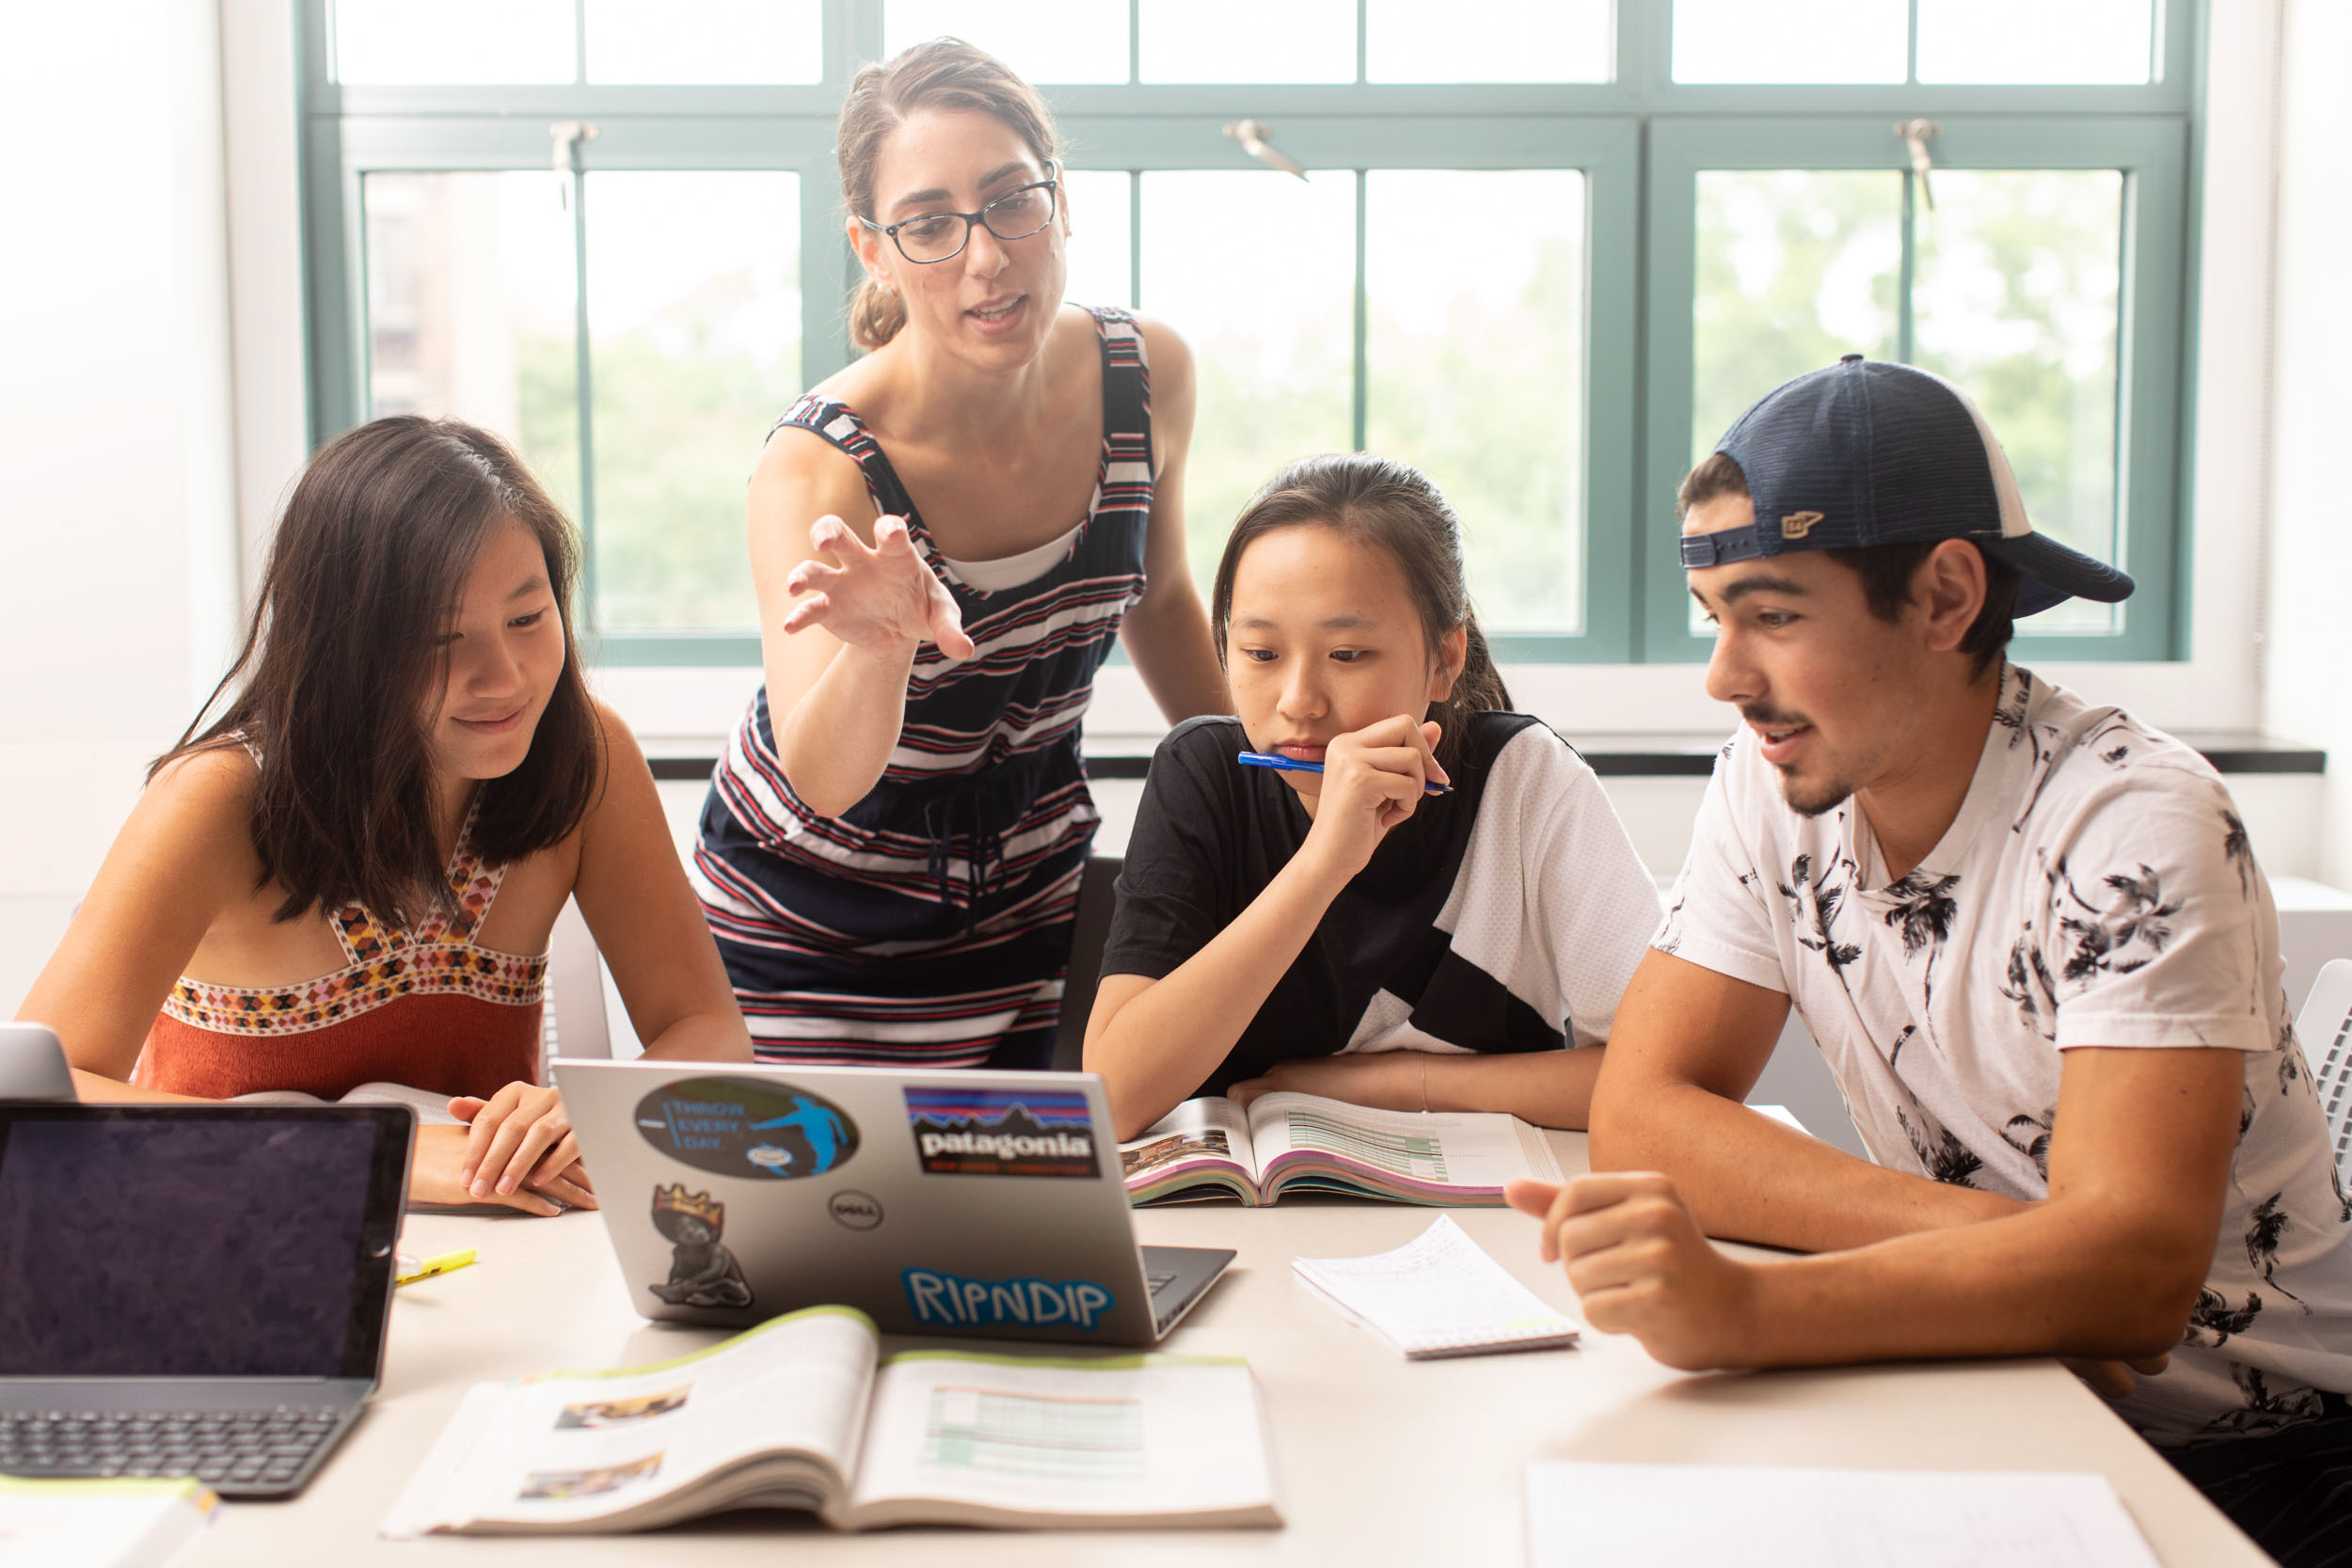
[1511,356,2352,1562]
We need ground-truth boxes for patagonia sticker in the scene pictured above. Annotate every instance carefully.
[902,1268,1116,1332]
[635,1076,859,1180]
[904,1086,1099,1177]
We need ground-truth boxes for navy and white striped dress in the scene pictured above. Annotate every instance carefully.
[691,306,1153,1070]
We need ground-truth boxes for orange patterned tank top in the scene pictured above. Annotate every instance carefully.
[139,797,548,1102]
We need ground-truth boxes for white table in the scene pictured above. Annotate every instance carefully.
[195,1133,2272,1566]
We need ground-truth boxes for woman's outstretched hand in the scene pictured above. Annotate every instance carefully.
[782,515,976,660]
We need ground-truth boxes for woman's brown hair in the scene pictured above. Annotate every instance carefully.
[1210,453,1513,773]
[157,416,603,924]
[836,38,1061,352]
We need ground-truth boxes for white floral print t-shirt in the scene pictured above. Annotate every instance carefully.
[1658,663,2352,1444]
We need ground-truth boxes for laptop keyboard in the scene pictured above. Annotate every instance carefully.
[1147,1271,1177,1295]
[0,1406,344,1495]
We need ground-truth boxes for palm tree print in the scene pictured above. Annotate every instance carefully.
[2207,1363,2327,1435]
[1777,853,1862,974]
[2221,811,2255,898]
[1886,1024,1916,1069]
[2246,1194,2309,1308]
[2002,1111,2054,1182]
[2183,1288,2263,1349]
[1998,934,2059,1040]
[1898,1106,1982,1188]
[1882,870,1961,1008]
[2278,1019,2306,1095]
[2056,864,2182,983]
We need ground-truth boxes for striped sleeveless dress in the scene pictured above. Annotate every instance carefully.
[691,306,1152,1070]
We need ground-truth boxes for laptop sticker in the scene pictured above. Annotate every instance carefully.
[647,1184,754,1311]
[902,1267,1117,1332]
[903,1086,1100,1178]
[635,1076,859,1180]
[827,1189,885,1231]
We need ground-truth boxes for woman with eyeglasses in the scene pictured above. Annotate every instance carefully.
[692,38,1229,1070]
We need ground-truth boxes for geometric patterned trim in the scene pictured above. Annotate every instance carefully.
[161,793,548,1037]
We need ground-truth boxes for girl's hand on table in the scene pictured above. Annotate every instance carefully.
[449,1084,598,1211]
[410,1124,586,1217]
[1231,1053,1429,1113]
[783,515,976,660]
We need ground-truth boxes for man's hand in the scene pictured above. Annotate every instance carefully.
[449,1083,597,1210]
[1507,1173,1762,1371]
[1230,1052,1425,1112]
[2062,1354,2170,1400]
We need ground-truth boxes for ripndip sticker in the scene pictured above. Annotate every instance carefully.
[635,1076,858,1180]
[903,1086,1098,1177]
[901,1268,1116,1331]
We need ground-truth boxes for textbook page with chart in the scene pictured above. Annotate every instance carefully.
[381,1307,1279,1537]
[1120,1091,1560,1205]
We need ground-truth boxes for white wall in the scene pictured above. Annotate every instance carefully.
[2265,0,2352,891]
[0,1,243,998]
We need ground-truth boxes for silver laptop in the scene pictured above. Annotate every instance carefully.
[556,1060,1233,1347]
[0,1101,411,1497]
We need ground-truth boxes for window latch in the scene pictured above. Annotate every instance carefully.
[1222,119,1309,182]
[1895,119,1940,212]
[551,120,599,211]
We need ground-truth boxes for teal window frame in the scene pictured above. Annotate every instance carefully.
[296,0,2205,668]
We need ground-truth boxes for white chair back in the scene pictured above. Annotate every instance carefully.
[541,895,612,1079]
[2296,958,2352,1182]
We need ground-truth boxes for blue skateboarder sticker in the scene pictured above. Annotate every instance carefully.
[635,1076,859,1180]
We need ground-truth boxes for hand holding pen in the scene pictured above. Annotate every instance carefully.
[1247,715,1450,885]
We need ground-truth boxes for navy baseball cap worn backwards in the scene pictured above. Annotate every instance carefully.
[1679,356,2134,618]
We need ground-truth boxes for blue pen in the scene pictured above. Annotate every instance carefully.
[1237,752,1450,795]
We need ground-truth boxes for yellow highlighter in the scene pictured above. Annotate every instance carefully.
[394,1248,478,1287]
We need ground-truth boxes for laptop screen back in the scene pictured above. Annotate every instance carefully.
[0,1107,409,1380]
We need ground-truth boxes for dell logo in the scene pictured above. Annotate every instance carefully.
[827,1190,884,1231]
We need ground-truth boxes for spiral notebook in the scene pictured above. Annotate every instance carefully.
[1291,1217,1579,1359]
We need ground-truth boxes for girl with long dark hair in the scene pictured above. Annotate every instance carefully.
[1085,453,1660,1139]
[19,416,750,1213]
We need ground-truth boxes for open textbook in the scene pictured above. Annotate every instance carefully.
[1120,1091,1562,1205]
[382,1307,1280,1536]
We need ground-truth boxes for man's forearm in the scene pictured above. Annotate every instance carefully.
[1740,1195,2206,1367]
[1594,1079,2020,1251]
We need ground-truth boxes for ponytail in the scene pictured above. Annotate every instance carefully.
[848,277,908,351]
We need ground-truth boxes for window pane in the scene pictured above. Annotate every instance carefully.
[1913,170,2124,634]
[1140,0,1356,84]
[1368,0,1612,83]
[584,173,799,631]
[1061,169,1133,311]
[1673,0,1906,84]
[585,0,820,84]
[362,172,580,524]
[335,0,575,85]
[1692,170,1899,633]
[1916,0,2151,84]
[885,0,1129,83]
[1365,171,1587,633]
[1140,171,1355,578]
[1692,170,1900,458]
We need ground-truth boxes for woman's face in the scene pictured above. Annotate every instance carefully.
[1224,523,1461,807]
[425,515,565,785]
[852,106,1068,367]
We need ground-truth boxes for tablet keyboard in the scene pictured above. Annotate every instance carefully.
[0,1406,348,1497]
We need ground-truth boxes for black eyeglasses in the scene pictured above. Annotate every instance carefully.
[862,169,1060,263]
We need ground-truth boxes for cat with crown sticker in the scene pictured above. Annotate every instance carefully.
[646,1184,753,1310]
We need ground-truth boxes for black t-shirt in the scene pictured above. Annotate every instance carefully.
[1099,712,1660,1099]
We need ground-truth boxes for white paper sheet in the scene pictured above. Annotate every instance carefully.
[1292,1215,1578,1357]
[1525,1462,2161,1568]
